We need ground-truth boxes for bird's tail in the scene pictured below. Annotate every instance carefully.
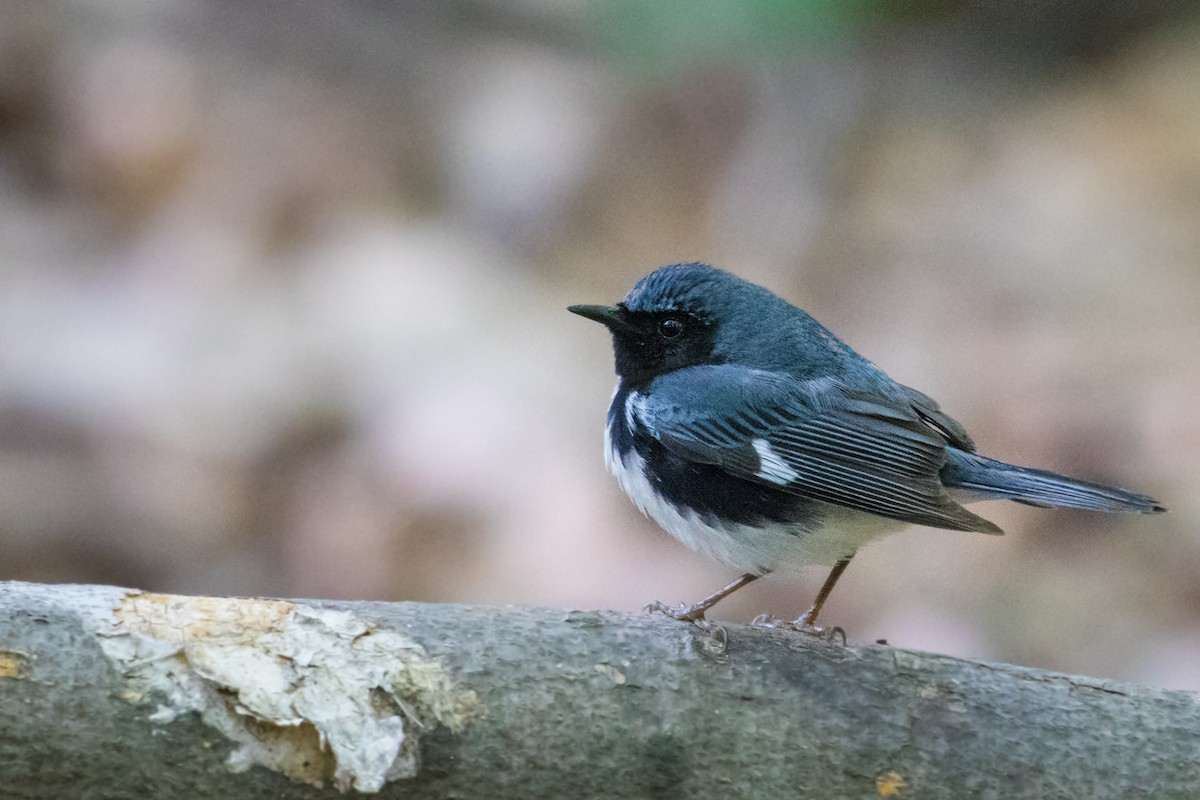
[941,449,1166,514]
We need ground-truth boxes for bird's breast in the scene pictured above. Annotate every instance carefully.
[603,385,903,571]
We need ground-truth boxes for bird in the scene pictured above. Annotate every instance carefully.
[569,263,1165,636]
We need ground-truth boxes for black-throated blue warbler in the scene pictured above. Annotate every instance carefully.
[569,263,1165,635]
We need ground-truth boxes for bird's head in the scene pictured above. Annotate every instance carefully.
[569,263,783,387]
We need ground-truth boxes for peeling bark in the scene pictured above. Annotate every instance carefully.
[0,581,1197,799]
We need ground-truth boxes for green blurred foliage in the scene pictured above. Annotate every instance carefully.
[594,0,883,72]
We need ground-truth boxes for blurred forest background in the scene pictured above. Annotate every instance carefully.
[1,0,1198,690]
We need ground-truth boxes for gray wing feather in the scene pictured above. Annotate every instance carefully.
[898,384,976,451]
[639,366,1002,534]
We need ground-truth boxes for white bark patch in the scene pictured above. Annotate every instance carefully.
[91,592,479,793]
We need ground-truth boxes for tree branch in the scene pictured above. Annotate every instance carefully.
[0,581,1196,798]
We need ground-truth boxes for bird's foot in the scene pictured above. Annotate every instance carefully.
[750,612,847,645]
[645,600,728,652]
[643,599,708,623]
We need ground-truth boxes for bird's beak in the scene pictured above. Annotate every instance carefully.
[567,304,636,334]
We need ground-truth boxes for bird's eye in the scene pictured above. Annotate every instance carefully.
[658,318,684,339]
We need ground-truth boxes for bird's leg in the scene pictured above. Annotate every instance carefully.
[645,572,763,623]
[796,555,853,629]
[753,554,855,641]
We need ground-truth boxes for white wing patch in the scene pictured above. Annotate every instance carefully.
[752,438,799,485]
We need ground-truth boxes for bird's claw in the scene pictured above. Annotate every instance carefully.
[645,600,728,653]
[750,613,847,645]
[643,600,707,623]
[691,617,729,651]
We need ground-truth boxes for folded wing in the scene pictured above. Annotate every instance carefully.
[636,365,1002,534]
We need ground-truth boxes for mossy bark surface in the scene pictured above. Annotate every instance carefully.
[1,581,1197,799]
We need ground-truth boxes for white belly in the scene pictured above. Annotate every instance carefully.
[605,426,904,574]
